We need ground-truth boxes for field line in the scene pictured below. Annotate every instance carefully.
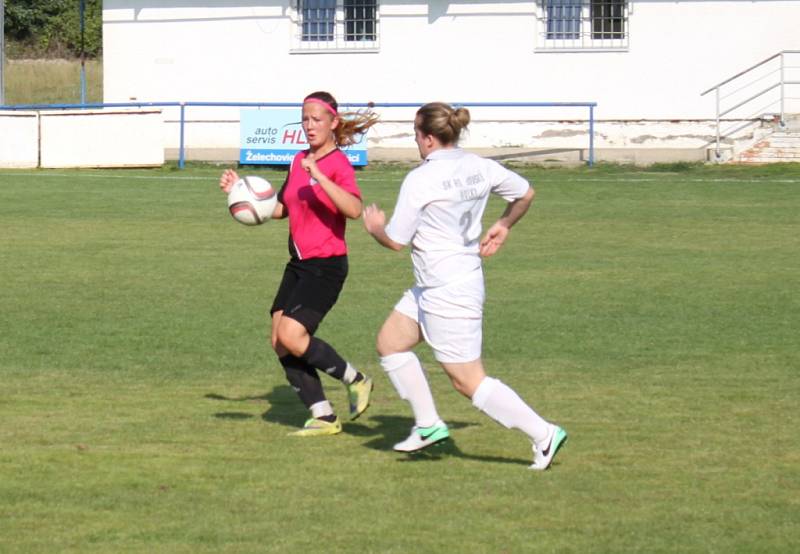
[2,172,800,185]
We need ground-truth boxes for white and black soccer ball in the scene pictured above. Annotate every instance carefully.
[227,176,277,226]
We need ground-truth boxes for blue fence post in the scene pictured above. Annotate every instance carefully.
[179,103,186,169]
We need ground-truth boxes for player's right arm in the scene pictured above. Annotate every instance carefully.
[219,168,286,219]
[219,169,239,193]
[363,204,404,251]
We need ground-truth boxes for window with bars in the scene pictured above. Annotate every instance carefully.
[302,0,335,41]
[540,0,628,50]
[345,0,377,41]
[296,0,379,51]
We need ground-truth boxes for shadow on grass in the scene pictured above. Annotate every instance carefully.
[207,387,532,467]
[395,441,531,467]
[206,385,306,428]
[357,415,532,467]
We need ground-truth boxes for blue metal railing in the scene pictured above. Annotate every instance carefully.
[0,101,597,167]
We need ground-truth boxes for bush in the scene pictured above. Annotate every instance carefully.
[4,0,102,58]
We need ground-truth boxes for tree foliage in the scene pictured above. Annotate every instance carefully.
[4,0,102,58]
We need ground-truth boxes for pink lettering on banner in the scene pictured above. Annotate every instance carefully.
[282,130,308,145]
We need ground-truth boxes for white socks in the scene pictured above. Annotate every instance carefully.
[342,362,358,385]
[380,354,550,444]
[309,400,334,419]
[472,377,550,444]
[380,352,441,428]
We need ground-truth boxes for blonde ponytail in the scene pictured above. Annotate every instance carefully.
[415,102,471,146]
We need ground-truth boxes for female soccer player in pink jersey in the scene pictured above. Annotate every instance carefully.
[363,102,567,469]
[220,91,378,436]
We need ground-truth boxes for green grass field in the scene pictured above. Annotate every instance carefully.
[1,163,798,553]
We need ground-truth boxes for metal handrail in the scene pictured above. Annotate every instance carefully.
[718,83,781,118]
[700,51,792,96]
[0,100,598,167]
[701,50,800,159]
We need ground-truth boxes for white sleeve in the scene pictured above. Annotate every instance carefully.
[385,175,423,246]
[488,160,531,201]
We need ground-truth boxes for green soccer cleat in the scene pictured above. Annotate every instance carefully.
[289,417,342,437]
[347,375,373,420]
[393,420,450,452]
[530,424,568,470]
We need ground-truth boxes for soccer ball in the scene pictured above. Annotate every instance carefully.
[227,176,277,225]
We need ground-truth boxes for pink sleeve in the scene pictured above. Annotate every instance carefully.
[334,154,361,199]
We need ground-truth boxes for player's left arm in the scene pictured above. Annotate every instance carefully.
[302,156,362,219]
[271,176,289,220]
[271,202,287,219]
[480,186,535,257]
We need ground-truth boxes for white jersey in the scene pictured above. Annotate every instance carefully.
[385,148,531,288]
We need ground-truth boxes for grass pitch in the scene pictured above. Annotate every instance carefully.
[1,163,799,553]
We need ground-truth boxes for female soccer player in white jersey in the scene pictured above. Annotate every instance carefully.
[362,102,567,470]
[220,91,377,437]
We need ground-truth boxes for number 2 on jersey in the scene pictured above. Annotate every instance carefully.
[459,210,473,246]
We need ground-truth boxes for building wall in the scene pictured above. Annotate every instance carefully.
[101,1,800,158]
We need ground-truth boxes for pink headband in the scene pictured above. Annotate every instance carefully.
[304,97,338,116]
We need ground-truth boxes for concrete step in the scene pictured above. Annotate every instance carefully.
[737,155,800,163]
[742,153,800,160]
[767,137,800,146]
[735,128,800,163]
[769,130,800,136]
[783,115,800,132]
[738,157,800,164]
[737,153,800,163]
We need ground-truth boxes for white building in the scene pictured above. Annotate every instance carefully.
[100,1,800,163]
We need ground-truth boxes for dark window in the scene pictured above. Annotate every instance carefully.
[345,0,377,41]
[591,0,625,40]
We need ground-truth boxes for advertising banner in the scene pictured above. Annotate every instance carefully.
[240,109,368,166]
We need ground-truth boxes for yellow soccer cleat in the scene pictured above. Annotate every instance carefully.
[289,417,342,437]
[347,375,373,420]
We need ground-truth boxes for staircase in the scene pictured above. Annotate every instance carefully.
[736,123,800,164]
[701,51,800,163]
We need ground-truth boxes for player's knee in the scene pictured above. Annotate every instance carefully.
[272,340,288,357]
[376,326,414,357]
[375,331,394,357]
[444,364,485,399]
[379,351,415,374]
[275,326,307,357]
[449,375,475,398]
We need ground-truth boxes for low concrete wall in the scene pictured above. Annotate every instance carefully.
[40,109,165,168]
[0,108,770,168]
[170,146,714,166]
[166,117,765,166]
[0,111,39,168]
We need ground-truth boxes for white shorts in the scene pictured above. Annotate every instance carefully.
[393,272,485,364]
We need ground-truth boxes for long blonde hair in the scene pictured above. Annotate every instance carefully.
[304,91,379,147]
[415,102,471,146]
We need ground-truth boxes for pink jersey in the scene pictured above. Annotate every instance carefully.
[278,149,360,260]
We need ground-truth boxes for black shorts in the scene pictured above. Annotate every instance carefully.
[270,255,349,335]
